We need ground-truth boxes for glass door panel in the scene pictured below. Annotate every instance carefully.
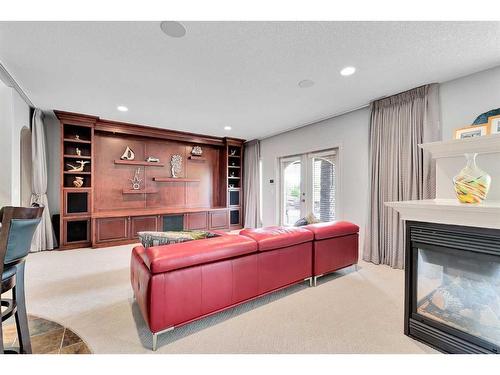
[310,153,336,222]
[281,158,303,226]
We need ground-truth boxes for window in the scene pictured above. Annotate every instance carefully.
[280,149,337,225]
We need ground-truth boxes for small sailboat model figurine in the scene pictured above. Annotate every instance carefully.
[120,146,135,160]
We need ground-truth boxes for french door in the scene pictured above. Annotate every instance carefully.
[280,149,337,226]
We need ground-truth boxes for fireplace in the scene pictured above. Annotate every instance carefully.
[405,221,500,354]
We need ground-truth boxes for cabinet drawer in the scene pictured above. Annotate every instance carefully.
[185,212,208,230]
[209,210,228,230]
[130,215,158,238]
[96,217,129,243]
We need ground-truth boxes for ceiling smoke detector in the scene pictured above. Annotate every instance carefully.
[160,21,187,38]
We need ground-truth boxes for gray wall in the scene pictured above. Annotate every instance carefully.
[440,65,500,140]
[0,81,31,207]
[260,108,371,247]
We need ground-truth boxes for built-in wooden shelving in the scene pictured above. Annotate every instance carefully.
[64,171,91,175]
[122,189,159,194]
[63,138,92,144]
[153,177,200,182]
[64,154,92,159]
[114,160,165,167]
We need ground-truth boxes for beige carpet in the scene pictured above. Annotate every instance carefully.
[22,245,437,354]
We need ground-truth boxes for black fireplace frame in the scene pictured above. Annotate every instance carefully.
[405,221,500,354]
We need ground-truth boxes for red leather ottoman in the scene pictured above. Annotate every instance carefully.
[304,221,359,286]
[240,226,314,290]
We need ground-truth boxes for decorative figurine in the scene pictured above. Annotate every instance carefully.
[228,184,235,189]
[171,155,182,178]
[120,146,135,160]
[129,168,143,190]
[75,134,80,140]
[75,147,82,156]
[231,161,235,166]
[146,156,160,163]
[66,160,90,172]
[191,146,203,156]
[229,149,237,156]
[73,176,84,188]
[230,171,235,177]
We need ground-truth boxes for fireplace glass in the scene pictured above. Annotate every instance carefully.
[416,247,500,347]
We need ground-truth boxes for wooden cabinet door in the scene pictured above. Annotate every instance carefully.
[95,217,129,243]
[209,210,228,230]
[185,212,208,230]
[130,215,158,239]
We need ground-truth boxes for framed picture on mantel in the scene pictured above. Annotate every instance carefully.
[488,114,500,135]
[454,123,489,140]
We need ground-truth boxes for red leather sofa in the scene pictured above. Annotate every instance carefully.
[130,221,358,350]
[304,221,359,286]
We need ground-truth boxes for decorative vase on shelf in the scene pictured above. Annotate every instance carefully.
[453,153,491,204]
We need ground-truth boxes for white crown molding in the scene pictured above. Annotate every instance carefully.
[0,61,34,108]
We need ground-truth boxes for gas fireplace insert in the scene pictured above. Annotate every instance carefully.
[405,221,499,354]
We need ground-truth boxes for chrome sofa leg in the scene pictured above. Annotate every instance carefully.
[304,277,313,287]
[151,326,174,351]
[313,274,323,287]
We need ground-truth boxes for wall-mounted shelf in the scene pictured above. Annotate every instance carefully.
[114,160,165,167]
[228,165,241,169]
[63,138,92,144]
[188,156,206,161]
[228,155,240,158]
[122,189,159,194]
[64,154,92,159]
[153,177,200,182]
[64,171,91,175]
[228,176,240,179]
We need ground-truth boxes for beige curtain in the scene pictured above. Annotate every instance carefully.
[243,140,261,228]
[363,84,440,269]
[30,109,57,251]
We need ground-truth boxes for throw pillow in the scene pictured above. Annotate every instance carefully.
[138,230,218,248]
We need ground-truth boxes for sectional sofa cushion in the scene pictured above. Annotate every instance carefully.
[240,226,313,251]
[304,221,359,240]
[137,234,258,274]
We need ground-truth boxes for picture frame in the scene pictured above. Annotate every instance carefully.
[487,114,500,135]
[454,124,489,140]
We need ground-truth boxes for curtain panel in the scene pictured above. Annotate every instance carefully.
[30,109,57,251]
[243,139,261,228]
[363,84,440,269]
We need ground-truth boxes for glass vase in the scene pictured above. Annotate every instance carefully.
[453,153,491,204]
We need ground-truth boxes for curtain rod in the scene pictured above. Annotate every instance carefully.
[0,61,34,108]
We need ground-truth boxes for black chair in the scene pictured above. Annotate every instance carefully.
[1,206,43,354]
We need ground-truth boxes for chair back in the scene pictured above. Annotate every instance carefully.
[0,207,44,270]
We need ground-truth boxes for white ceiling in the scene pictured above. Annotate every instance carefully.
[1,21,500,140]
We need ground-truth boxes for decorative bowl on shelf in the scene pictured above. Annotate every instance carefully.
[453,153,491,204]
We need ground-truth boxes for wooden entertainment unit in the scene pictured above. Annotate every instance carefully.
[56,111,244,250]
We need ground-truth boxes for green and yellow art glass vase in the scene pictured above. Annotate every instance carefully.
[453,153,491,204]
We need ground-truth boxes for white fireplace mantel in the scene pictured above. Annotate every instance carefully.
[387,134,500,229]
[386,199,500,229]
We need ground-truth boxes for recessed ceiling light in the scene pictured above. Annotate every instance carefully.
[117,105,128,112]
[340,66,356,76]
[224,126,232,131]
[298,79,315,88]
[160,21,186,38]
